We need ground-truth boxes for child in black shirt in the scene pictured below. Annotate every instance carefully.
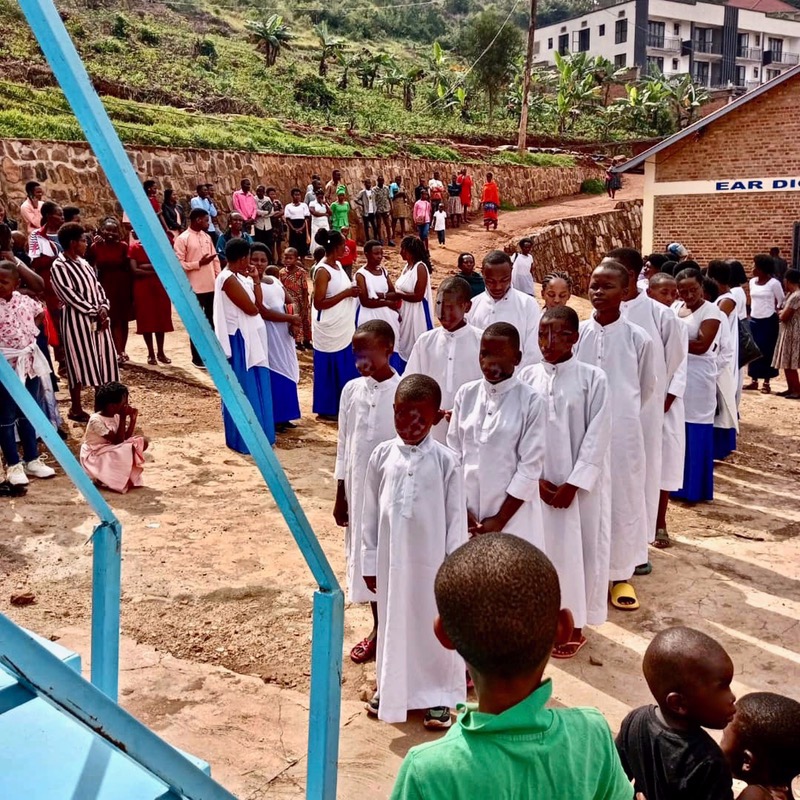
[721,691,800,800]
[616,626,736,800]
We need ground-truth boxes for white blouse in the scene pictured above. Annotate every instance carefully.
[749,277,784,320]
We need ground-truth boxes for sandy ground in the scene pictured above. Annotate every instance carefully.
[3,181,800,798]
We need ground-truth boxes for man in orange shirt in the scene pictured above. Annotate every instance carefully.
[174,208,221,369]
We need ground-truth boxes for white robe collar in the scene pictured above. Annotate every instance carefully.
[482,375,519,396]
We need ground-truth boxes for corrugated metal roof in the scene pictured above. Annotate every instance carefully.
[726,0,797,13]
[613,63,800,173]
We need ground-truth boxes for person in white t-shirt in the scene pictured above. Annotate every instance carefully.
[308,188,331,241]
[511,238,535,297]
[432,203,447,247]
[284,188,311,259]
[744,253,785,394]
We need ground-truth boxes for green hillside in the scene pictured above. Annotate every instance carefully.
[0,0,703,156]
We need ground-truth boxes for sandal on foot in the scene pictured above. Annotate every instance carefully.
[761,384,772,394]
[365,693,380,716]
[552,635,587,659]
[610,582,640,610]
[147,356,157,365]
[634,561,652,576]
[653,528,671,549]
[350,637,377,664]
[742,381,759,391]
[157,354,172,364]
[67,410,90,423]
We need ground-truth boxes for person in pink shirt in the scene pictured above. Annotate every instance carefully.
[173,208,221,369]
[232,178,258,234]
[19,181,44,235]
[412,188,432,254]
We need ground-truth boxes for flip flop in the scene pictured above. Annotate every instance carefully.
[634,561,652,576]
[552,636,587,659]
[350,637,376,664]
[67,410,90,423]
[760,384,772,394]
[157,354,172,364]
[652,529,671,549]
[610,582,640,611]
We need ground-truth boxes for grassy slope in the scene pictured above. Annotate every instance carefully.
[0,0,576,163]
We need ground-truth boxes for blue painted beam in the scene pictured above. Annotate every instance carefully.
[0,357,121,700]
[0,617,236,800]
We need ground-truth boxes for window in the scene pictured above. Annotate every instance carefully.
[647,20,665,48]
[769,37,783,60]
[581,20,587,27]
[618,9,625,16]
[673,23,680,36]
[767,68,781,80]
[753,66,759,77]
[694,27,718,54]
[647,55,664,73]
[614,53,627,68]
[615,19,628,44]
[672,57,679,70]
[558,33,569,55]
[548,37,553,49]
[573,28,590,52]
[599,24,605,36]
[755,34,760,46]
[692,60,709,85]
[735,65,745,86]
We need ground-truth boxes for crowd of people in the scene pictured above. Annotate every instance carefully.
[2,170,799,799]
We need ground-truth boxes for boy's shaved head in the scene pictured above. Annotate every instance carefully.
[542,305,579,332]
[395,373,442,409]
[483,321,520,350]
[605,247,643,274]
[435,534,560,678]
[437,275,472,304]
[482,249,512,270]
[594,259,630,287]
[355,319,395,348]
[649,272,677,288]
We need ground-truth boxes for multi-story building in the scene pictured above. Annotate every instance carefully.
[534,0,800,90]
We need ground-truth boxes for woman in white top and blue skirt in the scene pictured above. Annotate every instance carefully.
[744,254,785,394]
[213,237,274,452]
[672,267,722,503]
[385,235,434,371]
[312,229,360,419]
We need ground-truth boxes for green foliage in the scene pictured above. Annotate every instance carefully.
[245,13,294,67]
[581,177,606,194]
[293,75,336,112]
[111,14,130,40]
[536,0,595,27]
[138,25,161,46]
[490,151,576,168]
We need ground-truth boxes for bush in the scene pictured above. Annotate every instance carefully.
[138,26,161,46]
[581,177,606,195]
[194,37,218,63]
[91,38,123,55]
[111,14,130,40]
[293,76,336,111]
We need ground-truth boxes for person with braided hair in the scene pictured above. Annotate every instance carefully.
[542,270,573,310]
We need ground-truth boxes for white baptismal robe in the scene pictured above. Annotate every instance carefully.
[467,288,542,366]
[621,291,685,540]
[661,322,688,492]
[360,435,467,723]
[335,373,402,603]
[518,358,611,628]
[576,316,656,581]
[404,323,483,443]
[447,376,545,547]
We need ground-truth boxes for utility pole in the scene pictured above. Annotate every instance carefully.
[517,0,538,155]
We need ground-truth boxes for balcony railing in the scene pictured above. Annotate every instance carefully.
[736,46,762,60]
[745,79,761,89]
[693,39,723,55]
[766,49,799,65]
[647,34,681,51]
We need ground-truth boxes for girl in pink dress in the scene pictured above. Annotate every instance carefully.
[80,381,148,493]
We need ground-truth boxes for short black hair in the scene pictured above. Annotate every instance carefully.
[681,259,701,271]
[437,275,472,304]
[726,259,747,287]
[62,206,80,223]
[0,258,20,281]
[94,381,129,412]
[542,270,573,291]
[542,304,579,332]
[435,534,561,678]
[646,253,669,269]
[643,627,730,704]
[734,692,800,783]
[754,253,777,275]
[400,235,428,264]
[482,249,512,270]
[707,260,731,285]
[395,373,442,409]
[675,266,703,286]
[649,272,677,288]
[290,186,302,195]
[785,268,800,285]
[519,237,532,247]
[189,207,208,222]
[250,243,270,258]
[661,260,678,276]
[606,247,643,274]
[143,179,156,192]
[39,201,59,221]
[703,276,720,302]
[354,319,395,348]
[595,259,629,287]
[456,252,475,270]
[363,239,382,255]
[225,237,251,263]
[483,321,520,350]
[25,181,40,198]
[57,222,85,249]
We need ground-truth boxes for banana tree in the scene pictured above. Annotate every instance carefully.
[245,14,294,67]
[313,21,344,77]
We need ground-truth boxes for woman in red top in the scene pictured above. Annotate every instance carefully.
[128,233,173,365]
[481,172,500,231]
[88,218,133,364]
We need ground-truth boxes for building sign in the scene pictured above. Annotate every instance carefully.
[651,177,800,197]
[715,178,800,191]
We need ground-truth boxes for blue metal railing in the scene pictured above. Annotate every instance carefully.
[9,2,345,796]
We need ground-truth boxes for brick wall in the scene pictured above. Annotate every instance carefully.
[0,138,603,228]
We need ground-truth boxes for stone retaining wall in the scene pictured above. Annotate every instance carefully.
[0,138,603,226]
[508,200,643,295]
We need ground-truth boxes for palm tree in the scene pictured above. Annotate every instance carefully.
[313,21,344,77]
[245,14,294,67]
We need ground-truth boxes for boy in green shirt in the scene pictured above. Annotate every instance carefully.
[330,188,351,232]
[390,534,634,800]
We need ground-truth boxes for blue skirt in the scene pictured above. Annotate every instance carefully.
[312,345,359,416]
[270,369,301,424]
[223,331,275,453]
[713,427,737,461]
[390,353,406,375]
[672,422,714,503]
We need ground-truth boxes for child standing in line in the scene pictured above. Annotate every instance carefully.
[279,247,312,351]
[334,320,401,665]
[405,276,482,444]
[361,374,467,728]
[541,271,573,310]
[390,534,633,800]
[518,306,611,660]
[575,261,655,612]
[433,202,447,247]
[80,381,148,493]
[338,226,358,279]
[447,322,545,546]
[511,237,535,297]
[721,692,800,800]
[468,250,542,366]
[412,189,432,253]
[616,626,736,800]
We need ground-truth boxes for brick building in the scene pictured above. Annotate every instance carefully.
[614,64,800,265]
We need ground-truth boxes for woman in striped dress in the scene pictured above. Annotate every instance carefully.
[50,223,119,422]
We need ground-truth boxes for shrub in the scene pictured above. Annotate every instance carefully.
[138,26,161,46]
[194,38,218,63]
[91,38,122,55]
[293,75,336,111]
[581,177,606,195]
[111,14,130,40]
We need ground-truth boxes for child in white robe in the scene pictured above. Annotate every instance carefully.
[575,261,656,612]
[518,306,611,659]
[647,273,688,548]
[334,321,401,665]
[447,322,545,546]
[405,276,482,443]
[361,374,467,727]
[467,250,542,366]
[610,248,685,557]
